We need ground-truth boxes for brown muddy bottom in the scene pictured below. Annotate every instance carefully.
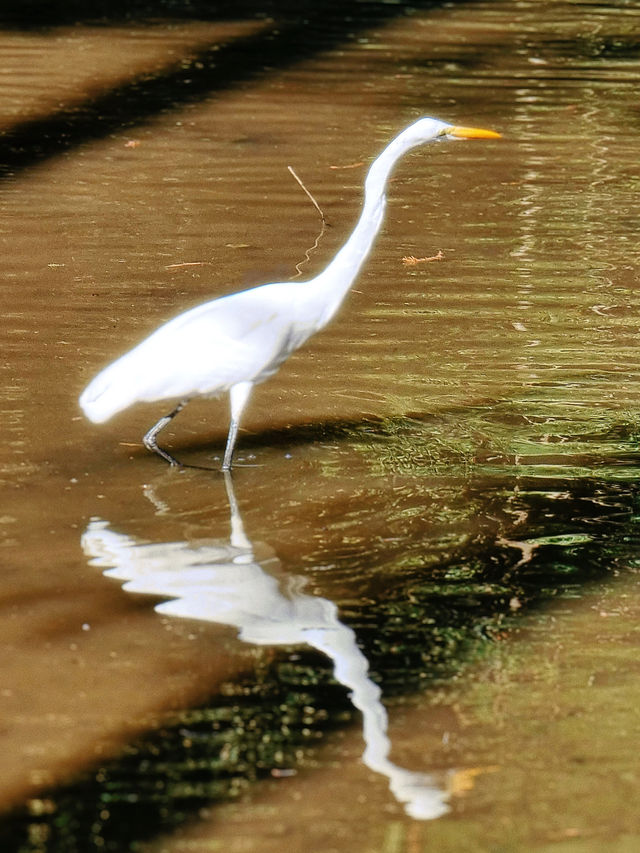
[1,1,640,851]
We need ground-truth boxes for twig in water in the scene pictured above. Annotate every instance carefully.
[288,166,326,224]
[288,165,328,279]
[329,161,365,170]
[402,250,444,266]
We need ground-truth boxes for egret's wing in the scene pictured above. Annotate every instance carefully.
[79,281,308,422]
[135,282,305,396]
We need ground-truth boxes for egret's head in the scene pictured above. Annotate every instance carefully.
[401,117,501,146]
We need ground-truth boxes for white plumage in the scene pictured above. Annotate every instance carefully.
[79,117,499,469]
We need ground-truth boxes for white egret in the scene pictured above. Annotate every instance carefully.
[79,117,500,469]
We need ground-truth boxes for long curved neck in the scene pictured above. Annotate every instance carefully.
[307,129,423,327]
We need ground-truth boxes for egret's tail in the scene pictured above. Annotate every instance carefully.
[79,359,134,424]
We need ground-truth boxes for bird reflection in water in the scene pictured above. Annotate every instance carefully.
[81,474,450,820]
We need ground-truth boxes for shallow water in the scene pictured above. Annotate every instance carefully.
[1,1,640,850]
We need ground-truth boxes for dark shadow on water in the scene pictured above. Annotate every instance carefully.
[0,649,354,853]
[127,412,396,467]
[124,404,640,474]
[1,0,278,28]
[0,0,471,30]
[0,0,485,179]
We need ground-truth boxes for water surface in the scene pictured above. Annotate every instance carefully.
[1,1,640,850]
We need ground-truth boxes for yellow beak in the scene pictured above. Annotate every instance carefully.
[448,125,501,139]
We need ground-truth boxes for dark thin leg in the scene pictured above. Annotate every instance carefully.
[222,417,240,472]
[142,400,189,466]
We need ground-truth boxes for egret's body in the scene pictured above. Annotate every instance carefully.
[80,117,499,469]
